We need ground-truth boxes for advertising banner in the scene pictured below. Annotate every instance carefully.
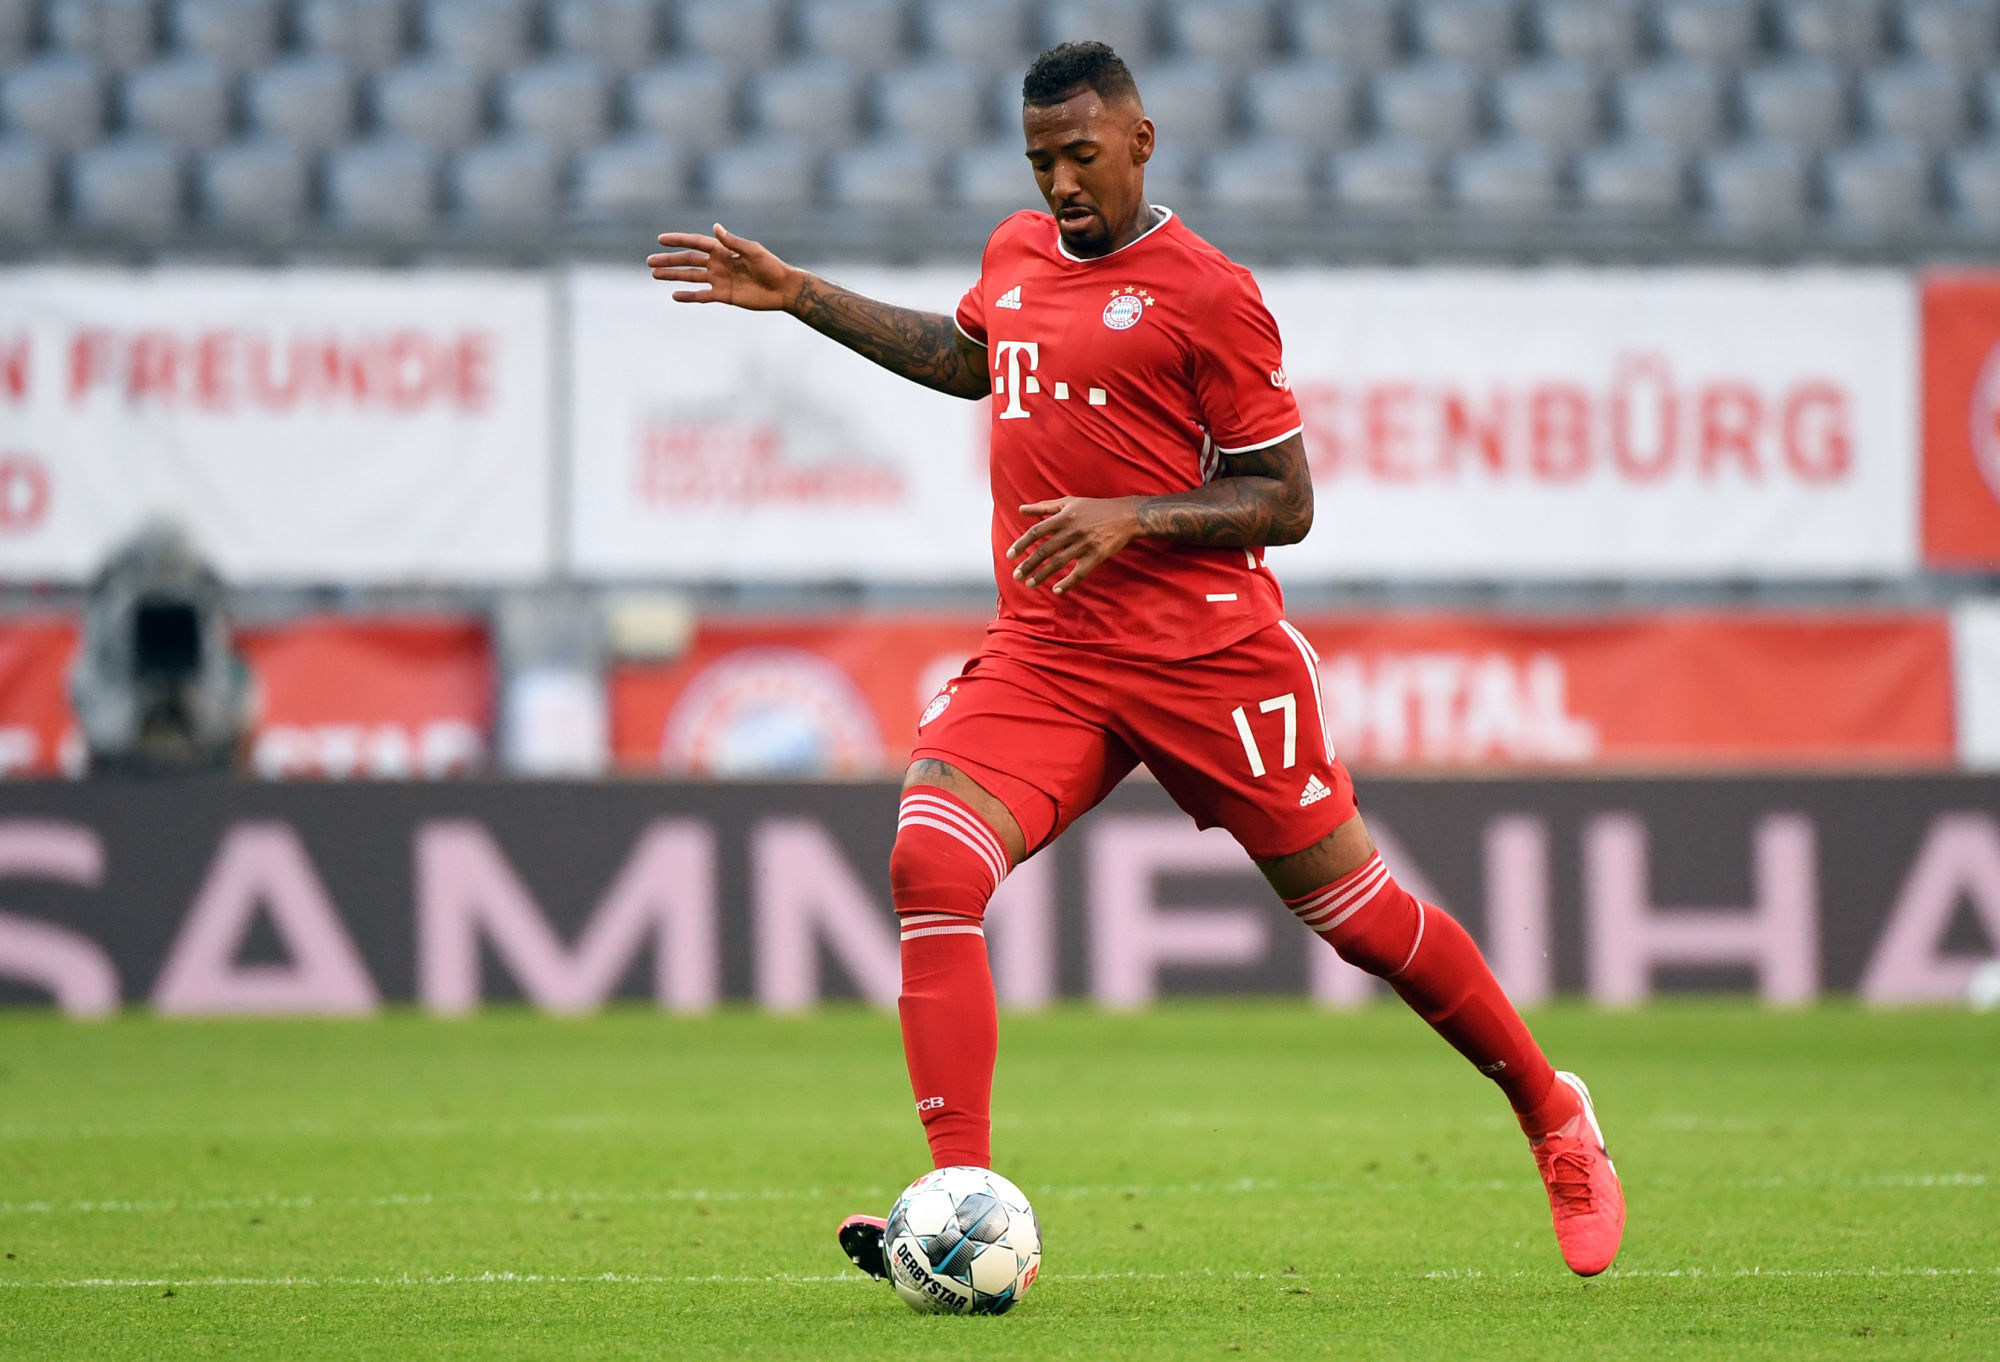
[1,776,1993,1015]
[1920,272,2000,568]
[565,267,1919,581]
[0,269,553,582]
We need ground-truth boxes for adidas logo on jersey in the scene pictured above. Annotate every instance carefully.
[995,285,1023,310]
[1299,774,1333,807]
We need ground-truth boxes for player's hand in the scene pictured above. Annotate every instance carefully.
[1007,497,1145,594]
[647,224,802,311]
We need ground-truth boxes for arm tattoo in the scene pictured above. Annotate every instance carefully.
[787,274,990,400]
[1131,435,1315,549]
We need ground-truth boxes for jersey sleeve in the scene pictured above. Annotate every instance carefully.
[954,278,988,347]
[1190,271,1302,454]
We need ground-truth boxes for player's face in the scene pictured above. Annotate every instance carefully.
[1021,91,1154,257]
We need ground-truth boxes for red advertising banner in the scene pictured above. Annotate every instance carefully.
[0,616,78,776]
[610,612,1955,775]
[1921,272,2000,567]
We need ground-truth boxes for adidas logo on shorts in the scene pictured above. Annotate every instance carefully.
[1299,774,1332,807]
[995,284,1023,310]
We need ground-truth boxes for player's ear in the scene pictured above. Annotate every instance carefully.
[1130,115,1155,166]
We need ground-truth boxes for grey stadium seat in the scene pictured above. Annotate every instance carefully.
[1944,140,2000,229]
[1740,61,1849,154]
[0,55,106,154]
[198,136,309,233]
[1450,136,1560,214]
[500,58,611,152]
[1243,61,1357,149]
[827,138,941,208]
[1165,0,1278,70]
[1979,68,2000,132]
[1531,0,1641,70]
[1373,61,1482,153]
[748,62,862,149]
[0,0,31,63]
[0,136,56,233]
[296,0,407,74]
[1413,0,1521,72]
[1494,61,1601,155]
[324,135,439,231]
[919,0,1036,69]
[678,0,784,68]
[1822,136,1931,234]
[1861,62,1966,154]
[46,0,156,72]
[1330,138,1439,212]
[419,0,531,78]
[1616,62,1725,157]
[121,55,232,151]
[1139,142,1199,203]
[627,59,737,146]
[1205,136,1315,210]
[372,59,485,153]
[70,136,184,231]
[1576,137,1686,214]
[799,0,911,71]
[1133,61,1233,149]
[1042,0,1155,60]
[876,61,990,150]
[246,56,355,151]
[1700,139,1809,232]
[572,132,683,219]
[1292,0,1399,71]
[169,0,278,73]
[951,137,1041,210]
[549,0,661,76]
[1773,0,1885,61]
[1898,0,1998,73]
[1655,0,1761,67]
[704,137,817,207]
[451,135,560,225]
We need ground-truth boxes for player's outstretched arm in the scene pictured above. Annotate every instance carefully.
[648,225,990,400]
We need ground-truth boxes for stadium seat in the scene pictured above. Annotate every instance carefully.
[627,59,737,146]
[1944,139,2000,228]
[1740,61,1850,155]
[1330,137,1439,212]
[168,0,278,73]
[1131,60,1233,149]
[1450,136,1560,214]
[799,0,911,71]
[748,62,863,149]
[246,55,355,151]
[121,55,232,151]
[1412,0,1521,72]
[919,0,1036,69]
[0,135,56,233]
[0,54,106,153]
[1141,141,1200,202]
[419,0,532,78]
[1494,60,1601,155]
[500,58,611,153]
[451,135,560,225]
[549,0,661,75]
[1530,0,1641,69]
[296,0,408,74]
[1979,67,2000,131]
[0,0,31,64]
[950,136,1043,209]
[1655,0,1761,67]
[324,135,439,231]
[876,61,990,150]
[571,132,682,219]
[704,137,817,207]
[827,137,942,208]
[1700,139,1810,232]
[1292,0,1400,71]
[1822,135,1931,234]
[1243,60,1357,148]
[1042,0,1155,60]
[372,59,486,153]
[1898,0,1998,73]
[197,135,309,234]
[1205,136,1315,209]
[1373,61,1482,153]
[1774,0,1886,62]
[1616,62,1726,157]
[678,0,785,68]
[1861,62,1966,153]
[70,135,184,232]
[1576,137,1685,214]
[46,0,157,72]
[1165,0,1278,70]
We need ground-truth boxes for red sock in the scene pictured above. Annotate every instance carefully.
[1286,853,1578,1135]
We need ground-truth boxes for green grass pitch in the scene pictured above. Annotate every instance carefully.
[1,1003,1995,1359]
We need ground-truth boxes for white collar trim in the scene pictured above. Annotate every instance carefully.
[1056,206,1174,263]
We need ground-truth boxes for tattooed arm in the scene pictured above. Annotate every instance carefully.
[1006,433,1313,595]
[647,224,990,400]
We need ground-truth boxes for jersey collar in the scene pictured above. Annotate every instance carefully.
[1055,206,1175,263]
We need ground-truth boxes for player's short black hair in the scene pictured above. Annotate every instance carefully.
[1021,41,1140,108]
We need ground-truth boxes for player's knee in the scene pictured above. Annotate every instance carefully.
[1295,859,1424,978]
[891,786,1011,923]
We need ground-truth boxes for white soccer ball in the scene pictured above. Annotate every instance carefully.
[884,1166,1041,1315]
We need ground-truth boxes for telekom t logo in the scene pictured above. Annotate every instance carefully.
[992,341,1039,420]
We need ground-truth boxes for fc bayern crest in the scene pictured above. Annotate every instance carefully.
[1102,287,1153,331]
[1971,340,2000,504]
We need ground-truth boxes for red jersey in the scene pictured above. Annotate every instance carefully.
[955,208,1304,663]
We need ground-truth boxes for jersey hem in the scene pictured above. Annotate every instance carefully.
[1213,423,1304,456]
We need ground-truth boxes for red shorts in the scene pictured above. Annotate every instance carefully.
[910,621,1359,862]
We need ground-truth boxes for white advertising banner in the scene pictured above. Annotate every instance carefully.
[0,269,552,582]
[566,265,1919,581]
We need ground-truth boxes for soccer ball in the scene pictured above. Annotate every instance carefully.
[884,1166,1041,1315]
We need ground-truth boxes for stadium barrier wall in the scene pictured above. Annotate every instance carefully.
[1,776,1994,1017]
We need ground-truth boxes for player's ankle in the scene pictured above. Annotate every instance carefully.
[1517,1073,1583,1140]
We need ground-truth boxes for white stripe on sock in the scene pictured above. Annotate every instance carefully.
[1289,853,1384,917]
[895,815,1005,889]
[1392,902,1427,977]
[899,794,1009,877]
[899,924,986,942]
